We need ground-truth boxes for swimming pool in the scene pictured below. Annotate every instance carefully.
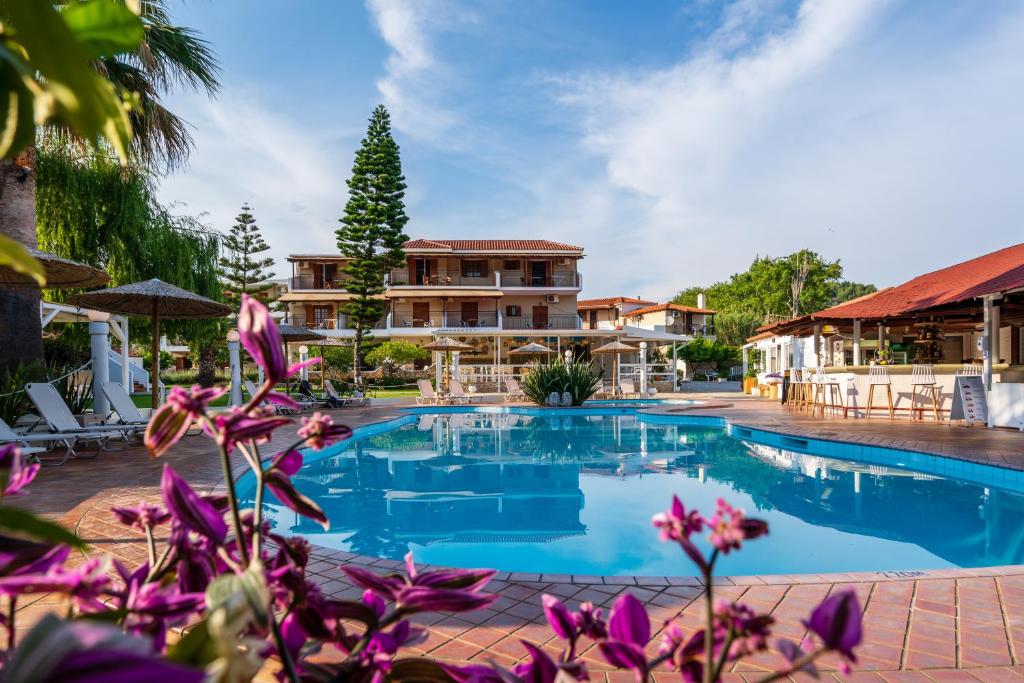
[238,407,1024,576]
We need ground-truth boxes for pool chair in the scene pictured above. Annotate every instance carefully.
[323,380,349,408]
[503,377,524,402]
[618,378,639,399]
[416,379,446,405]
[26,383,141,446]
[101,382,149,428]
[245,379,299,415]
[296,380,330,410]
[447,380,472,405]
[0,417,84,466]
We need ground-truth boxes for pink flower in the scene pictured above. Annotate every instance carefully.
[238,294,320,383]
[0,556,112,611]
[706,498,767,554]
[145,385,226,458]
[0,443,39,497]
[573,601,607,640]
[652,495,703,542]
[298,412,352,451]
[713,600,773,660]
[167,384,227,420]
[208,406,290,453]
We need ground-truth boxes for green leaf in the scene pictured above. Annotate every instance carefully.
[0,506,86,549]
[61,0,145,58]
[0,48,36,160]
[167,619,221,667]
[0,234,46,286]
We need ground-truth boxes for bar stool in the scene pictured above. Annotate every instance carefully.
[811,367,847,418]
[957,364,982,376]
[910,364,942,421]
[788,368,805,409]
[865,365,894,420]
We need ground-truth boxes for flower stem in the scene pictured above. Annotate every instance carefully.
[7,596,15,650]
[218,443,250,566]
[702,549,719,683]
[144,526,157,568]
[251,468,265,561]
[269,611,300,683]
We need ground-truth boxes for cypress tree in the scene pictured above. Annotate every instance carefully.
[336,105,409,384]
[218,203,276,312]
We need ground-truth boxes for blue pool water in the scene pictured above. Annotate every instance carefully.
[238,409,1024,576]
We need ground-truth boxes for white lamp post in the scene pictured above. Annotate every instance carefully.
[639,341,648,394]
[298,345,310,382]
[227,330,242,407]
[88,310,111,417]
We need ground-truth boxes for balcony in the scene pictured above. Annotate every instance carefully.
[282,313,386,331]
[501,272,581,288]
[386,271,499,287]
[289,274,348,290]
[391,312,501,330]
[504,314,582,331]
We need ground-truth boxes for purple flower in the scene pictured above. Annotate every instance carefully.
[264,449,330,531]
[652,495,703,542]
[238,295,320,383]
[144,384,224,458]
[573,601,607,640]
[706,498,767,554]
[598,594,650,679]
[167,384,227,420]
[161,465,227,543]
[713,600,773,660]
[0,541,70,579]
[0,556,111,611]
[298,412,352,451]
[542,594,576,640]
[0,443,40,497]
[112,503,171,532]
[208,407,291,453]
[803,589,862,663]
[512,641,560,682]
[57,648,204,682]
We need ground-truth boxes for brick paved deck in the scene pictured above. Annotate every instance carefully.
[11,395,1024,681]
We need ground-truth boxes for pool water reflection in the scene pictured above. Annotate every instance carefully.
[238,412,1024,576]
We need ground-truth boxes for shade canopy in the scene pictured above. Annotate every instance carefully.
[278,324,325,343]
[69,278,230,318]
[422,336,475,352]
[592,340,637,354]
[0,248,110,289]
[510,341,554,355]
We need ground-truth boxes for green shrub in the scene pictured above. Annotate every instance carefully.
[364,341,428,375]
[522,360,600,406]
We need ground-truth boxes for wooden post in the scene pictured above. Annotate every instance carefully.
[150,299,160,409]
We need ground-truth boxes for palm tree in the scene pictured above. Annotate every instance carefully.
[0,1,220,375]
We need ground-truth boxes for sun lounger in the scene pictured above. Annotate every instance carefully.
[296,380,330,410]
[101,382,149,427]
[618,379,639,399]
[415,379,446,405]
[503,377,524,403]
[245,379,299,415]
[0,417,81,465]
[323,380,347,408]
[448,380,471,405]
[25,383,139,445]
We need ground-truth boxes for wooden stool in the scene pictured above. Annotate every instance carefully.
[910,364,941,421]
[811,368,847,418]
[865,365,893,419]
[787,369,805,409]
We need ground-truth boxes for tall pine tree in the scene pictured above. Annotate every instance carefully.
[219,203,276,312]
[337,105,409,384]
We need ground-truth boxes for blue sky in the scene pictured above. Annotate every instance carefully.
[158,0,1024,300]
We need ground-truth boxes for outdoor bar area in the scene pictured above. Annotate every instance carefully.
[744,244,1024,427]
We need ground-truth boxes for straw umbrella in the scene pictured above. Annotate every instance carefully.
[0,247,110,289]
[422,337,474,392]
[592,339,637,397]
[510,341,554,376]
[70,278,230,408]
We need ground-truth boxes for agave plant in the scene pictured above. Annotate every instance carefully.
[522,359,600,406]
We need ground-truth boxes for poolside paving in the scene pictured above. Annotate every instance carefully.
[10,394,1024,680]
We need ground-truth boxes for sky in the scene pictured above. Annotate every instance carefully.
[158,0,1024,301]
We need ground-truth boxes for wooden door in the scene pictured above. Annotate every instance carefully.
[532,305,548,329]
[530,261,548,286]
[412,302,430,327]
[461,301,478,326]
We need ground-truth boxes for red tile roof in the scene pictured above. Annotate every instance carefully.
[623,302,715,317]
[403,239,583,253]
[813,243,1024,320]
[577,296,656,310]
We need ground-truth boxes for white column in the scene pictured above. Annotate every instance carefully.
[298,345,309,382]
[852,319,861,366]
[88,313,111,417]
[983,297,993,391]
[639,341,648,394]
[812,324,821,368]
[227,331,243,406]
[673,343,680,392]
[992,303,1001,365]
[452,351,460,383]
[741,346,748,378]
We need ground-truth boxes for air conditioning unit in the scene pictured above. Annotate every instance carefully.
[556,257,571,266]
[545,294,560,303]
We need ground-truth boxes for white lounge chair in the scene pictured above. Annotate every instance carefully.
[101,382,149,427]
[503,377,524,403]
[415,379,446,405]
[25,383,139,445]
[448,380,471,405]
[245,379,299,415]
[0,417,75,465]
[618,379,639,399]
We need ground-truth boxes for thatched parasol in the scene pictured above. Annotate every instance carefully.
[70,278,230,408]
[0,247,110,289]
[592,339,637,397]
[510,341,554,355]
[422,337,475,392]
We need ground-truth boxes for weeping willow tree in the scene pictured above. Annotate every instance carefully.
[35,141,225,384]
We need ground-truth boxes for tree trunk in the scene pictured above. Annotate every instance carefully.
[197,345,217,388]
[0,149,44,376]
[352,325,362,385]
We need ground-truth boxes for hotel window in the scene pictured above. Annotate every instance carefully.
[505,305,522,317]
[460,259,488,278]
[503,259,521,271]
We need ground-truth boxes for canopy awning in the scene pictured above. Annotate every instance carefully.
[385,288,504,299]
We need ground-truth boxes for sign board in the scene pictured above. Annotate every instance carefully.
[950,376,988,426]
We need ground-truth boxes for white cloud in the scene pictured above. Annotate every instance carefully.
[156,88,356,276]
[542,0,1024,300]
